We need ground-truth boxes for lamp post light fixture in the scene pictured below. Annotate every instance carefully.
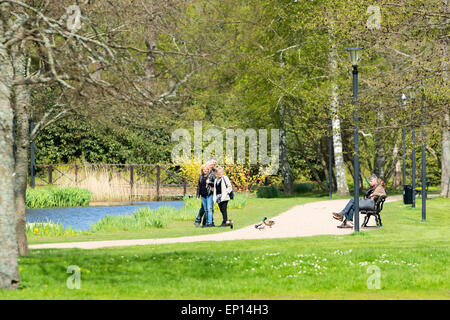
[344,47,363,232]
[407,86,417,208]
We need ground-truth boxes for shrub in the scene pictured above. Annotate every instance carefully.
[256,186,280,198]
[178,158,272,194]
[294,183,316,193]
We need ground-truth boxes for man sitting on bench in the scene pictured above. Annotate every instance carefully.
[332,174,387,228]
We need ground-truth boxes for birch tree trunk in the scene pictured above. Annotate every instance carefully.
[329,43,350,196]
[0,6,20,288]
[12,53,30,256]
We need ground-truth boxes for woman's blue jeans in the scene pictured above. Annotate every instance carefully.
[201,194,214,225]
[342,198,355,221]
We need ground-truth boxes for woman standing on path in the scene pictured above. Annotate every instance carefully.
[214,167,233,228]
[196,164,216,227]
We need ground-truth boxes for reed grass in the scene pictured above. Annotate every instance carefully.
[61,166,133,202]
[26,187,92,208]
[90,207,173,232]
[39,165,189,202]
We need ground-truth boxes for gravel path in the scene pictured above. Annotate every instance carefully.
[29,196,404,250]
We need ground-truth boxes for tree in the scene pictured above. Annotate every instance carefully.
[1,1,215,288]
[0,2,20,289]
[328,17,350,195]
[440,0,449,197]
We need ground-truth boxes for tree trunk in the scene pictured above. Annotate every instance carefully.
[330,65,350,195]
[328,15,350,196]
[0,17,20,288]
[12,54,30,256]
[440,0,449,198]
[392,144,402,188]
[441,113,450,197]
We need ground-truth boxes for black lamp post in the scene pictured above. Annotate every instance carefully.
[420,87,426,221]
[344,47,363,232]
[401,94,407,189]
[407,86,417,208]
[329,118,333,199]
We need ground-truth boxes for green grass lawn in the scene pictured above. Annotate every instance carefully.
[28,194,341,244]
[2,197,448,299]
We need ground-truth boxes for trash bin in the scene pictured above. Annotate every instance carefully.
[403,185,413,204]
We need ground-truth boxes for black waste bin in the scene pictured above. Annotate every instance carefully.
[403,185,413,204]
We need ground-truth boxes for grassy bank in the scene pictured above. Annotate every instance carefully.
[27,194,337,244]
[4,197,449,299]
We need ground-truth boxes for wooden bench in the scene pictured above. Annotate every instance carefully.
[360,195,387,228]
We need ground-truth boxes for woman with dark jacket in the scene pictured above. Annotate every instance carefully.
[195,164,216,227]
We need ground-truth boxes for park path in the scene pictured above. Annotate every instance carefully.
[29,196,404,250]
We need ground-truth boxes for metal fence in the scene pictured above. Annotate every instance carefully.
[31,163,192,200]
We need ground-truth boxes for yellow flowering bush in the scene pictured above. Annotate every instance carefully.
[178,158,273,194]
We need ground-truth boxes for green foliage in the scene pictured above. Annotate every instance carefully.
[26,187,92,208]
[34,116,173,164]
[294,183,316,193]
[26,221,84,237]
[29,0,447,193]
[256,186,281,198]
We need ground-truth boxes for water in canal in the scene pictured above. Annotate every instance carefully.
[26,201,185,231]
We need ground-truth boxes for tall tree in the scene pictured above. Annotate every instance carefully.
[0,2,20,289]
[12,53,29,256]
[328,21,350,195]
[3,0,213,259]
